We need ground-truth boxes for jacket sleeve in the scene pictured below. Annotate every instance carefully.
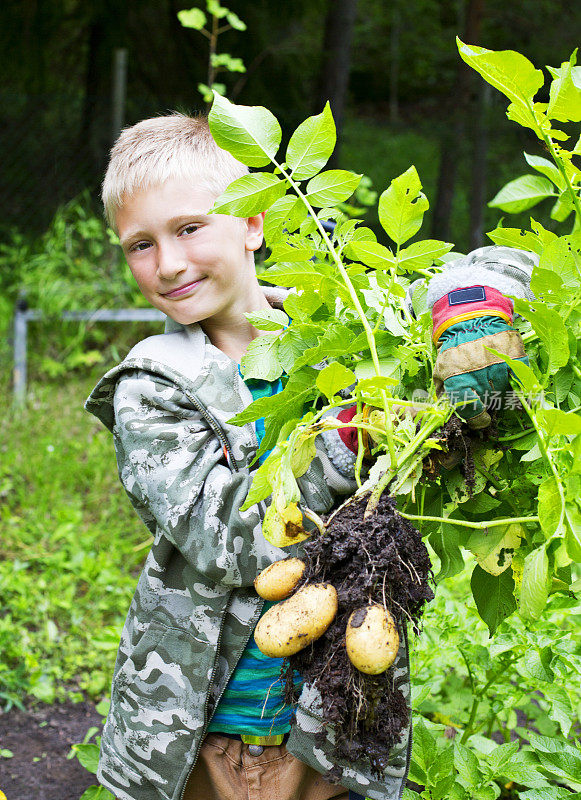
[112,369,286,588]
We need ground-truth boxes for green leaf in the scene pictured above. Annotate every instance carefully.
[474,787,499,800]
[397,239,454,272]
[467,524,522,577]
[226,10,246,30]
[261,261,329,289]
[484,348,538,393]
[528,731,581,756]
[550,190,575,222]
[547,53,581,122]
[459,493,501,514]
[344,240,393,267]
[523,153,566,190]
[286,198,309,232]
[198,82,225,102]
[80,787,116,800]
[286,103,336,181]
[209,94,282,168]
[230,368,317,456]
[519,546,550,620]
[470,565,517,635]
[488,175,555,214]
[305,170,362,206]
[539,408,581,436]
[502,760,551,789]
[315,362,356,401]
[72,743,100,774]
[538,233,581,293]
[486,741,520,774]
[530,267,565,301]
[177,8,207,29]
[487,226,544,255]
[413,717,437,771]
[454,741,482,787]
[538,477,562,537]
[211,173,287,216]
[378,166,429,246]
[291,435,317,478]
[283,290,322,322]
[241,453,280,510]
[520,790,581,800]
[513,300,569,374]
[263,195,296,244]
[541,750,581,783]
[429,523,465,581]
[240,334,283,381]
[354,357,401,382]
[245,309,289,331]
[293,324,363,373]
[544,685,573,737]
[206,0,227,18]
[457,39,544,109]
[210,53,246,73]
[268,242,315,263]
[530,218,559,248]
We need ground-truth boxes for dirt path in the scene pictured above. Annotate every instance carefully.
[0,701,103,800]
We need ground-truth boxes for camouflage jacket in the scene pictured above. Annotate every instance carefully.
[85,320,412,800]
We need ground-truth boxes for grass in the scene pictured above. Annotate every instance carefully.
[0,368,148,709]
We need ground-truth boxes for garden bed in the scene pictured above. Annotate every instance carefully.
[0,701,102,800]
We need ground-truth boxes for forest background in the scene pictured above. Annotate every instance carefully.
[2,0,580,242]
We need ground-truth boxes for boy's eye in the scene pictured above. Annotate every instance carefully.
[130,241,151,253]
[181,224,200,236]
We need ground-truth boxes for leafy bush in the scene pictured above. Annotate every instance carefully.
[0,192,155,383]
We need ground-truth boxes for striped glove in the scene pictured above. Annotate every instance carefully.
[408,247,536,430]
[431,285,528,428]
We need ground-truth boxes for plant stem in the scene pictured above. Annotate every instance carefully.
[273,158,399,468]
[497,428,534,442]
[542,134,581,227]
[515,388,566,532]
[459,658,515,744]
[397,512,539,529]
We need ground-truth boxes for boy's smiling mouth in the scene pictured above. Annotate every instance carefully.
[162,278,206,298]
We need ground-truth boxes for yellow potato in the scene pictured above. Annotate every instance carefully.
[254,583,338,657]
[254,558,306,601]
[346,604,399,675]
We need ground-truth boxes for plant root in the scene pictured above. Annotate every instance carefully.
[284,492,434,777]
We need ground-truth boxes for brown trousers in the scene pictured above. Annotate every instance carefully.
[182,733,350,800]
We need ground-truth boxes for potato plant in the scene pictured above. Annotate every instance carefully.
[206,40,581,632]
[204,40,581,793]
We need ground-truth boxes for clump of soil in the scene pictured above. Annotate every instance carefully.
[284,493,434,777]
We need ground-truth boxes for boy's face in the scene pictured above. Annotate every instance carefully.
[116,178,264,328]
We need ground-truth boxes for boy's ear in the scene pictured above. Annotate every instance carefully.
[245,212,265,252]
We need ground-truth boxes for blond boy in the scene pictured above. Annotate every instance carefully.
[86,114,389,800]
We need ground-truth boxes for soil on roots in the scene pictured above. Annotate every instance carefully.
[284,493,434,777]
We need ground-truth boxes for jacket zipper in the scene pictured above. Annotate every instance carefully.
[180,385,242,472]
[178,598,264,800]
[398,624,413,800]
[178,373,263,799]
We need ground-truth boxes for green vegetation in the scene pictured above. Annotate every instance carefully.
[409,565,581,797]
[178,0,247,105]
[0,373,146,710]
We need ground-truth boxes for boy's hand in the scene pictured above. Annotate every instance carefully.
[430,285,528,428]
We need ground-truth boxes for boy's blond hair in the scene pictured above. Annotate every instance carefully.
[102,112,248,227]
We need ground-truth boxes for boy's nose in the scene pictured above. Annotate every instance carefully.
[156,242,188,280]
